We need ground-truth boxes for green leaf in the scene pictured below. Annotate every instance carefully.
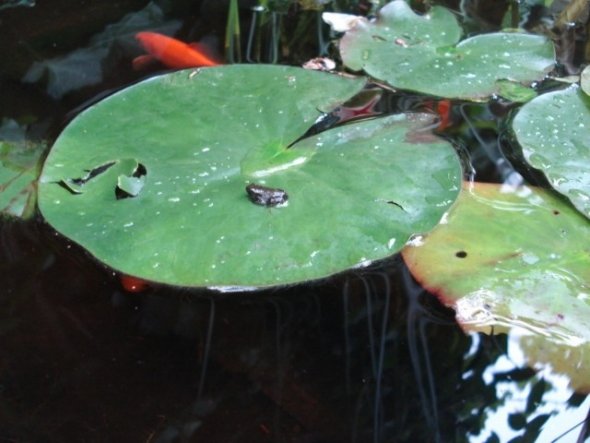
[402,182,590,391]
[513,85,590,219]
[495,79,537,103]
[0,120,46,219]
[117,174,145,197]
[580,65,590,96]
[338,0,555,101]
[38,65,461,289]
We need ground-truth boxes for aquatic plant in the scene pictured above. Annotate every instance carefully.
[403,182,590,391]
[513,85,590,218]
[0,119,45,218]
[36,65,461,288]
[335,0,555,100]
[2,0,589,393]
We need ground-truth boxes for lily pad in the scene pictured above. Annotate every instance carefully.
[515,329,590,393]
[338,0,555,101]
[513,85,590,219]
[38,65,461,289]
[0,120,46,219]
[580,65,590,96]
[402,182,590,391]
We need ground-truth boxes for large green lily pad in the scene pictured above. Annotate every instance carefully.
[402,182,590,391]
[513,85,590,219]
[38,65,461,289]
[338,0,555,100]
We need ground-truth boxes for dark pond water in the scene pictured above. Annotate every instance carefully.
[0,1,589,442]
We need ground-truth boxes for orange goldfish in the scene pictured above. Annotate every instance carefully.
[435,99,452,130]
[424,99,453,131]
[134,31,221,70]
[120,274,150,293]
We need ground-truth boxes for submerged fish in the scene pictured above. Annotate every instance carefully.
[134,31,221,70]
[424,99,453,130]
[120,274,150,293]
[435,99,452,130]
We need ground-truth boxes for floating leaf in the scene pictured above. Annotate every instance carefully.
[38,65,461,289]
[513,85,590,219]
[581,65,590,96]
[515,329,590,393]
[495,79,537,103]
[338,0,555,101]
[0,120,46,219]
[402,182,590,391]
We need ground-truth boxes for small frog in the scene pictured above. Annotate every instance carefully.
[246,183,288,207]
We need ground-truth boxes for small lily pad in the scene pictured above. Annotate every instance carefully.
[38,65,461,289]
[338,0,555,101]
[402,182,590,391]
[513,85,590,219]
[0,120,46,219]
[495,79,538,103]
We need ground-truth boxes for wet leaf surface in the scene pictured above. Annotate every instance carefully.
[402,181,590,391]
[338,0,555,100]
[0,120,45,219]
[513,85,590,219]
[38,65,462,288]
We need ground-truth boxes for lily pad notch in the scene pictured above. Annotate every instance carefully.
[58,159,147,199]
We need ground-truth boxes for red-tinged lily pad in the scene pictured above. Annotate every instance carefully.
[337,0,555,101]
[402,182,590,391]
[38,65,462,289]
[513,85,590,220]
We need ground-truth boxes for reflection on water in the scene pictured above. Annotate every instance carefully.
[21,2,181,99]
[0,221,587,442]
